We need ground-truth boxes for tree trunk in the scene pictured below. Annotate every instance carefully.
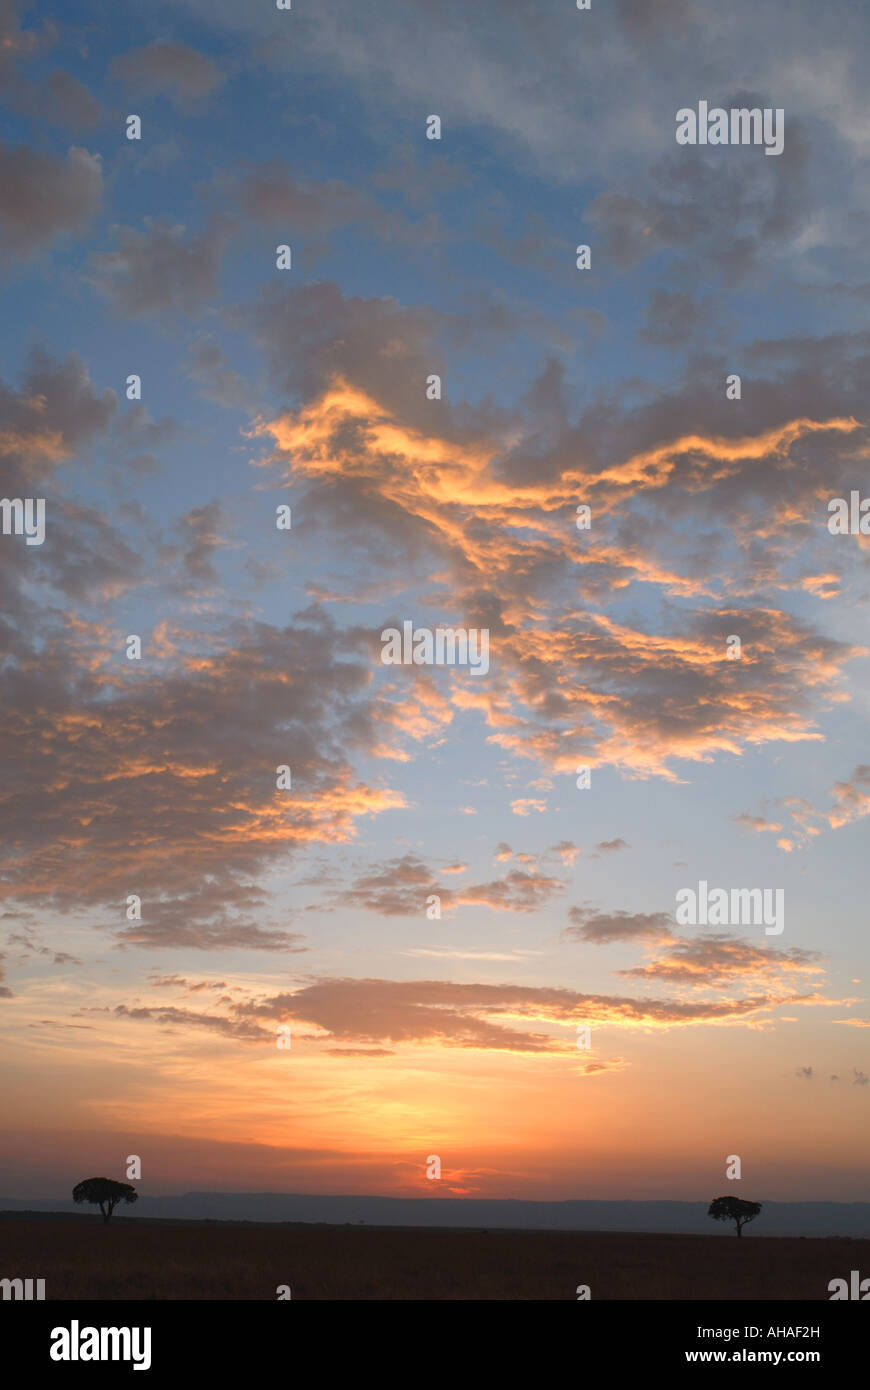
[736,1221,742,1237]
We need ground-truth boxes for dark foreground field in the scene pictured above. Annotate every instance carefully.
[1,1216,865,1299]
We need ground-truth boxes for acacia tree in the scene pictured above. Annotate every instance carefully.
[708,1195,762,1238]
[72,1177,138,1224]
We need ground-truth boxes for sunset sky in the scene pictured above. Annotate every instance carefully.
[0,0,868,1207]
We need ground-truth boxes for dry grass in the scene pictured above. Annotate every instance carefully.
[1,1217,864,1300]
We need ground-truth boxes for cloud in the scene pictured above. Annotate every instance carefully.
[616,0,695,33]
[6,926,82,967]
[619,935,824,987]
[112,1003,264,1041]
[110,40,223,104]
[236,163,426,247]
[0,139,101,258]
[250,312,869,783]
[0,602,406,943]
[0,349,133,609]
[42,69,103,129]
[587,115,810,278]
[114,403,182,453]
[827,765,870,830]
[38,500,144,601]
[170,501,226,585]
[549,840,581,865]
[234,974,811,1052]
[637,289,714,347]
[89,217,231,317]
[594,838,629,853]
[0,348,116,486]
[338,854,564,916]
[339,853,438,916]
[372,144,471,209]
[148,975,228,992]
[458,869,564,912]
[239,281,451,436]
[732,812,783,834]
[800,573,840,600]
[565,907,674,945]
[737,765,870,852]
[185,336,250,409]
[0,0,57,85]
[116,882,306,953]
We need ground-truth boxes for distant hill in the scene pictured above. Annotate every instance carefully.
[1,1193,868,1235]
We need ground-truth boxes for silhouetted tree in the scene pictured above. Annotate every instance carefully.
[72,1177,138,1224]
[708,1195,762,1237]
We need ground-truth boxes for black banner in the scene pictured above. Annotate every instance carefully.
[4,1299,865,1376]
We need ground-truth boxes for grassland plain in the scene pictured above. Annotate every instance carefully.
[1,1217,866,1300]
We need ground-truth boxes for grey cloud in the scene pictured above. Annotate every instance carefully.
[0,951,11,998]
[240,975,799,1051]
[238,280,449,433]
[0,349,116,496]
[0,0,57,83]
[0,352,126,614]
[35,500,143,600]
[43,69,103,129]
[0,602,403,946]
[372,145,471,209]
[617,0,696,32]
[110,40,223,103]
[113,1003,266,1041]
[89,216,231,317]
[239,280,538,452]
[339,854,564,917]
[637,289,715,347]
[621,935,823,986]
[114,403,182,453]
[586,115,811,278]
[185,336,251,409]
[236,162,428,247]
[566,908,673,944]
[172,501,225,584]
[0,139,101,258]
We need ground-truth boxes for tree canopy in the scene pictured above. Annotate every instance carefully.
[707,1195,762,1237]
[72,1177,139,1223]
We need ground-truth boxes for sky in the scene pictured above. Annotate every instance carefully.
[0,0,868,1209]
